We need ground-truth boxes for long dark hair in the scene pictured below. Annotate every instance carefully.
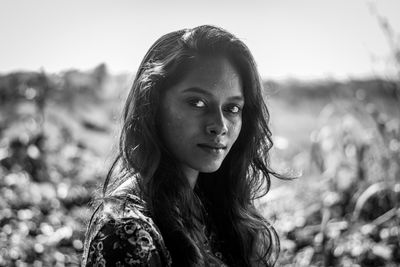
[92,25,282,266]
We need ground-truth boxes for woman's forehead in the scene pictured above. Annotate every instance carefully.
[170,56,243,97]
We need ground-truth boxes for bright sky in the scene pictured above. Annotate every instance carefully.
[1,0,399,80]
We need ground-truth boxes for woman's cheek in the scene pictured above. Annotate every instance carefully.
[230,119,242,140]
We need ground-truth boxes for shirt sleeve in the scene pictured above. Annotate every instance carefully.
[84,218,165,267]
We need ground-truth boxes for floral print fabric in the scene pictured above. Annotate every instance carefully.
[82,194,172,267]
[85,217,171,266]
[82,193,228,266]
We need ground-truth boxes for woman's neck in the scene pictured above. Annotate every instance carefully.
[181,166,199,189]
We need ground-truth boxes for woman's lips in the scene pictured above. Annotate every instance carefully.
[197,143,227,154]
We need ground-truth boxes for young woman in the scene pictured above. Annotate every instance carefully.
[82,25,282,267]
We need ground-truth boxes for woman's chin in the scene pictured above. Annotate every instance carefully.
[198,162,223,173]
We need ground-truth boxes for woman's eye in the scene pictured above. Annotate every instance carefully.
[189,99,206,108]
[226,105,242,114]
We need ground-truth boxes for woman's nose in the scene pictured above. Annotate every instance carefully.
[206,109,228,136]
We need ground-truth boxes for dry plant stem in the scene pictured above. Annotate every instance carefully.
[371,207,400,226]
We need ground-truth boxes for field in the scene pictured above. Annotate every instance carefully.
[0,69,399,266]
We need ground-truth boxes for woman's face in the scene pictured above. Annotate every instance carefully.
[159,56,244,182]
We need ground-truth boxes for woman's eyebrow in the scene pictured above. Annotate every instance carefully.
[182,87,244,101]
[229,96,245,102]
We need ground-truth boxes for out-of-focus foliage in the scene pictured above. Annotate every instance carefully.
[265,85,400,266]
[264,78,399,104]
[0,65,116,266]
[0,63,109,107]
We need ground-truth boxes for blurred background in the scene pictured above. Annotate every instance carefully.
[0,0,399,266]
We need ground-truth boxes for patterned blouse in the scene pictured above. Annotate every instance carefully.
[82,193,229,267]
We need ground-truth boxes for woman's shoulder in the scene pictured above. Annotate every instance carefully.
[83,194,172,266]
